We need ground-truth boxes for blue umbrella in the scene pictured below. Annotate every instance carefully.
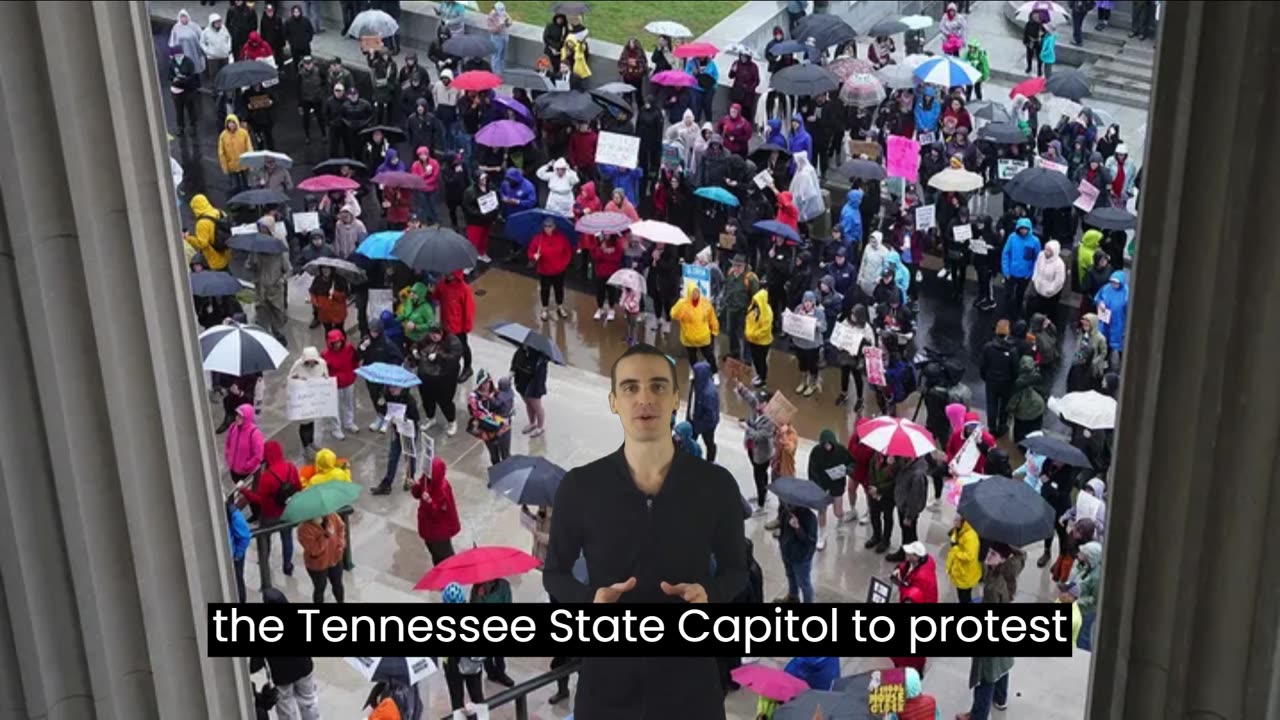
[355,231,402,260]
[487,455,566,506]
[694,186,740,207]
[767,40,810,56]
[913,55,982,88]
[489,321,566,365]
[752,219,803,244]
[355,362,421,388]
[504,209,577,247]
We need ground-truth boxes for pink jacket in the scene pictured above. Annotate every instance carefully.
[224,404,265,475]
[411,147,441,193]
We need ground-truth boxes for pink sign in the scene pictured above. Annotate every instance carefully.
[886,135,920,183]
[864,346,886,387]
[1074,180,1100,212]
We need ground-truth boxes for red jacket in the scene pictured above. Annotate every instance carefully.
[567,128,599,170]
[411,457,461,543]
[848,418,876,489]
[410,147,441,192]
[528,230,573,277]
[894,555,939,604]
[717,107,753,156]
[776,191,800,230]
[946,412,996,473]
[433,272,476,334]
[385,187,412,224]
[322,330,360,388]
[575,182,603,246]
[240,441,301,521]
[590,239,624,281]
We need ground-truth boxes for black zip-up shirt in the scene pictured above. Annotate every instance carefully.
[544,446,748,719]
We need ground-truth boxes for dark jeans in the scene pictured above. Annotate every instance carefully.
[1044,518,1069,558]
[1071,9,1087,44]
[749,342,770,382]
[976,264,995,304]
[300,100,325,139]
[486,433,512,465]
[595,278,620,309]
[970,673,1010,720]
[869,493,895,545]
[721,308,745,359]
[381,432,417,488]
[985,382,1013,435]
[686,344,717,374]
[444,660,484,715]
[259,527,295,573]
[697,427,718,463]
[539,273,566,306]
[1004,276,1030,318]
[233,557,247,603]
[299,421,315,447]
[796,346,820,376]
[308,564,345,603]
[550,655,573,694]
[327,126,344,157]
[484,656,507,680]
[899,513,919,546]
[1014,415,1043,443]
[1025,45,1044,76]
[965,81,984,102]
[426,539,456,565]
[419,375,458,423]
[173,91,198,130]
[839,365,864,399]
[752,461,769,507]
[457,332,472,374]
[958,586,974,603]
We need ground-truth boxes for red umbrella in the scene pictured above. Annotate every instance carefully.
[857,416,936,458]
[730,664,810,703]
[1010,76,1047,99]
[451,70,503,92]
[414,546,541,590]
[673,41,718,59]
[297,174,361,193]
[372,171,427,191]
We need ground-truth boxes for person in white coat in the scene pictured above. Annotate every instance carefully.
[536,158,579,216]
[664,109,701,166]
[200,12,232,86]
[789,151,825,224]
[1028,239,1065,318]
[1104,144,1138,206]
[857,230,891,298]
[170,9,207,75]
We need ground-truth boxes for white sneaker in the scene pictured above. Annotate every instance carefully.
[937,267,949,279]
[606,308,615,321]
[446,420,458,436]
[915,269,924,283]
[540,308,550,321]
[379,417,390,434]
[816,536,827,551]
[713,374,721,386]
[345,422,359,434]
[859,512,869,525]
[424,416,441,431]
[478,254,492,263]
[593,308,604,320]
[332,428,346,441]
[369,418,383,432]
[690,370,696,381]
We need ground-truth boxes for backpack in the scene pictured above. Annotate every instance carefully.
[265,467,298,508]
[200,213,233,252]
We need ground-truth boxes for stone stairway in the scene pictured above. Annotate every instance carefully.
[1085,40,1154,110]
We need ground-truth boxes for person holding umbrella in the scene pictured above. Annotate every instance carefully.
[946,512,982,602]
[298,511,347,603]
[309,265,349,334]
[411,457,461,564]
[412,324,463,437]
[359,318,404,433]
[511,342,550,438]
[776,499,819,603]
[528,216,574,321]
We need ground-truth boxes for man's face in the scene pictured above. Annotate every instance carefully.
[610,354,679,443]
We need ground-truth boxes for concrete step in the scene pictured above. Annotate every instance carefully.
[1089,69,1153,95]
[1093,57,1154,84]
[1118,42,1157,62]
[1088,83,1152,111]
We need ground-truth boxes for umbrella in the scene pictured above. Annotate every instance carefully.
[766,40,810,57]
[673,42,718,59]
[830,670,876,694]
[190,271,243,297]
[630,219,691,246]
[214,60,277,91]
[969,100,1014,124]
[749,143,791,166]
[959,477,1056,546]
[1046,68,1093,100]
[297,174,361,192]
[505,209,576,247]
[768,477,832,510]
[228,188,290,207]
[575,211,634,234]
[590,90,634,117]
[227,233,287,254]
[1011,76,1047,99]
[839,72,885,108]
[839,158,887,180]
[393,227,478,273]
[476,119,536,148]
[347,8,399,37]
[361,125,408,144]
[752,220,802,244]
[312,158,368,176]
[304,257,367,282]
[345,657,437,686]
[900,15,934,30]
[857,416,935,458]
[927,167,985,193]
[694,186,740,207]
[494,95,534,122]
[372,171,427,191]
[724,42,754,58]
[794,14,858,50]
[1015,1,1070,24]
[595,81,637,96]
[876,64,917,89]
[533,91,602,123]
[1080,105,1116,128]
[452,70,503,92]
[1048,391,1117,430]
[356,362,422,388]
[914,56,981,87]
[1004,166,1080,208]
[903,54,932,71]
[1085,206,1138,231]
[502,68,555,92]
[731,664,810,703]
[826,57,874,82]
[773,690,865,720]
[199,323,288,376]
[606,268,646,295]
[645,21,692,38]
[487,455,566,507]
[770,64,840,97]
[237,150,292,171]
[868,18,911,36]
[280,481,362,524]
[355,231,402,260]
[1020,434,1092,468]
[550,1,590,15]
[443,34,495,58]
[414,546,542,590]
[490,322,566,364]
[650,70,698,88]
[977,122,1028,145]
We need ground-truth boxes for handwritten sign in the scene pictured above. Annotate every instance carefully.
[367,288,394,320]
[661,142,683,170]
[477,191,499,215]
[682,264,711,299]
[849,139,881,160]
[781,310,817,340]
[752,169,774,190]
[829,321,865,356]
[1073,180,1099,212]
[286,377,338,421]
[864,346,886,387]
[762,391,798,427]
[595,131,641,169]
[722,356,754,387]
[1096,301,1112,325]
[385,402,407,424]
[914,204,936,231]
[1038,157,1068,175]
[293,211,320,234]
[998,158,1028,180]
[952,223,973,242]
[970,238,991,255]
[886,134,921,182]
[949,429,982,476]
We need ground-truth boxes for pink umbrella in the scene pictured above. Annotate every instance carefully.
[673,41,718,59]
[839,73,886,108]
[372,171,427,191]
[857,416,936,458]
[297,174,361,192]
[629,219,691,245]
[730,664,809,703]
[414,546,541,590]
[651,70,698,88]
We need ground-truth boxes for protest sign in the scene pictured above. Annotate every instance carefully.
[232,222,259,236]
[952,223,973,242]
[661,143,683,170]
[970,238,991,255]
[292,211,320,234]
[885,134,921,182]
[868,669,907,714]
[917,131,936,146]
[1096,301,1112,325]
[367,288,394,321]
[829,321,864,356]
[1073,181,1100,213]
[781,310,817,340]
[753,169,774,189]
[385,402,407,424]
[1038,158,1068,175]
[864,346,886,386]
[477,191,499,215]
[867,577,893,604]
[286,377,338,421]
[416,433,435,472]
[682,264,711,298]
[762,392,798,427]
[848,139,881,161]
[595,131,641,169]
[998,158,1028,180]
[914,204,936,231]
[722,356,754,388]
[949,429,982,476]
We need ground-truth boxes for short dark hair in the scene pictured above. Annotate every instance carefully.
[610,343,677,392]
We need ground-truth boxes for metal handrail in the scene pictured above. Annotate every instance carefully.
[250,505,355,591]
[439,661,581,720]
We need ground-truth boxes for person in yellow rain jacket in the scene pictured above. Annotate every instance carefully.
[304,448,352,488]
[947,514,982,602]
[670,285,720,383]
[217,113,254,192]
[185,194,232,270]
[562,32,592,90]
[743,288,773,387]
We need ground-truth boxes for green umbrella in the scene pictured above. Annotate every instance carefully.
[281,482,362,524]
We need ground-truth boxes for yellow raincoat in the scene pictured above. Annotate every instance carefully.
[946,520,982,590]
[744,288,774,346]
[185,194,231,270]
[670,292,719,348]
[217,113,253,173]
[562,34,592,80]
[305,448,352,488]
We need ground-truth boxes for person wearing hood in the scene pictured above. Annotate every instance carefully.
[239,29,274,62]
[728,49,761,121]
[883,454,930,563]
[685,360,721,462]
[1078,246,1112,315]
[1079,150,1112,207]
[855,230,889,299]
[169,13,205,111]
[294,56,329,144]
[1040,21,1058,77]
[914,88,941,136]
[250,589,320,715]
[1096,122,1122,160]
[789,290,828,397]
[827,243,857,296]
[432,271,476,381]
[371,382,422,495]
[664,109,702,166]
[217,114,253,191]
[1068,313,1109,392]
[690,127,716,182]
[815,273,843,343]
[200,12,231,85]
[289,346,331,456]
[240,440,300,575]
[636,95,666,176]
[1077,228,1104,288]
[499,167,537,219]
[788,151,824,227]
[672,420,702,459]
[567,122,600,176]
[321,329,360,440]
[980,318,1020,436]
[412,324,464,437]
[225,404,265,483]
[670,285,721,382]
[298,510,347,603]
[717,102,754,159]
[763,117,787,149]
[357,317,404,435]
[408,146,441,225]
[807,429,853,550]
[1106,143,1137,205]
[787,112,813,163]
[186,194,232,270]
[224,497,252,603]
[257,3,285,66]
[1094,269,1128,368]
[527,217,573,320]
[839,185,865,249]
[773,496,819,604]
[1061,477,1107,544]
[1027,239,1065,318]
[467,369,516,465]
[737,286,773,388]
[963,38,990,101]
[889,553,939,680]
[1008,355,1047,442]
[461,172,499,261]
[331,204,366,260]
[946,512,981,602]
[616,36,648,93]
[1001,217,1041,318]
[225,0,258,59]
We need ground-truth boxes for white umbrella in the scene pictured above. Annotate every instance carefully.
[606,268,646,295]
[1015,1,1070,25]
[927,168,985,193]
[1048,391,1117,430]
[900,15,934,30]
[198,323,288,376]
[238,150,293,170]
[645,21,693,38]
[344,657,438,685]
[630,220,691,246]
[725,42,754,58]
[346,9,399,38]
[903,53,931,70]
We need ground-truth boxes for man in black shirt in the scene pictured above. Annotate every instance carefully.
[544,344,748,720]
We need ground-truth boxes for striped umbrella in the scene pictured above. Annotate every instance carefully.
[856,416,935,458]
[913,56,982,87]
[198,323,288,376]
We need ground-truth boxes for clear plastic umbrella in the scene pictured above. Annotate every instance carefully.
[346,9,399,38]
[839,73,886,108]
[237,150,292,170]
[900,15,934,30]
[644,20,692,38]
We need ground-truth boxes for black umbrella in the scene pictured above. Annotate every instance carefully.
[502,68,554,92]
[227,233,287,254]
[551,1,590,15]
[794,14,858,50]
[767,477,832,510]
[969,100,1014,124]
[312,158,369,176]
[228,188,291,207]
[443,34,496,58]
[392,227,478,274]
[1046,68,1092,100]
[868,18,911,36]
[830,671,875,696]
[958,477,1056,546]
[1020,434,1093,468]
[213,60,278,92]
[770,64,840,97]
[1004,166,1079,208]
[1085,206,1137,231]
[360,125,408,144]
[749,142,792,168]
[977,122,1027,145]
[839,158,887,180]
[589,90,634,116]
[487,455,566,507]
[189,271,243,297]
[533,91,602,123]
[773,690,864,720]
[489,322,566,365]
[198,323,289,376]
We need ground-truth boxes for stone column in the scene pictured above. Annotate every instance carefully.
[1087,1,1280,718]
[0,3,250,718]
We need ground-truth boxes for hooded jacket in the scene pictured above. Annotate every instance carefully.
[816,275,844,329]
[1077,229,1103,285]
[789,293,828,350]
[410,147,441,192]
[690,362,720,435]
[784,656,837,692]
[217,114,253,173]
[717,104,754,155]
[200,14,232,60]
[895,556,939,607]
[1001,218,1042,279]
[307,448,351,487]
[946,519,981,590]
[1094,270,1129,350]
[239,30,274,61]
[412,457,462,543]
[774,191,801,232]
[406,103,447,155]
[839,188,865,245]
[808,429,853,495]
[298,513,346,571]
[764,118,786,148]
[433,272,475,335]
[415,331,463,379]
[670,291,721,348]
[240,441,301,521]
[745,288,773,346]
[1072,541,1104,614]
[673,421,703,458]
[1031,240,1066,298]
[499,168,537,218]
[1008,355,1047,421]
[787,112,813,159]
[857,231,890,297]
[227,502,251,562]
[527,228,573,277]
[1075,313,1110,380]
[397,282,436,343]
[980,334,1019,386]
[664,109,702,164]
[224,404,265,476]
[914,88,941,134]
[321,330,359,388]
[187,195,232,270]
[789,151,825,223]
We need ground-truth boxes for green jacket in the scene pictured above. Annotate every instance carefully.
[965,42,991,83]
[1008,356,1046,421]
[470,579,512,604]
[719,269,760,314]
[398,281,436,343]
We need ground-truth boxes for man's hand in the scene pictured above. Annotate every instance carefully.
[594,577,636,603]
[660,581,708,604]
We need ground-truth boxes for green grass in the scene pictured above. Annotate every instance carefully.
[477,1,744,47]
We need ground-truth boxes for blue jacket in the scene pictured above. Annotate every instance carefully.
[227,504,251,561]
[1093,270,1129,350]
[884,249,910,304]
[827,254,857,297]
[598,164,643,206]
[915,88,941,134]
[765,118,786,148]
[691,361,720,435]
[1001,218,1042,279]
[1041,33,1057,64]
[683,58,719,93]
[499,168,536,218]
[839,188,864,245]
[785,656,839,691]
[788,112,813,159]
[673,421,703,458]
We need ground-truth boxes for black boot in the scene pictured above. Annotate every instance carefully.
[549,686,570,704]
[864,535,881,549]
[215,417,233,434]
[874,539,890,554]
[490,672,515,688]
[371,482,392,496]
[885,549,906,562]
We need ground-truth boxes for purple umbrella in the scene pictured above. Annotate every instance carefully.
[476,119,536,148]
[372,171,427,191]
[575,211,634,235]
[494,96,534,123]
